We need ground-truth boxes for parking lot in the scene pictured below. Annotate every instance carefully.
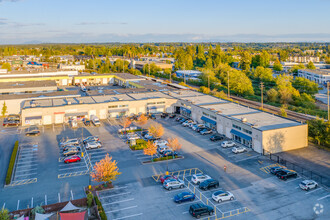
[0,114,329,219]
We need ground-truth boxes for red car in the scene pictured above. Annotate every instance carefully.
[64,155,81,164]
[160,175,178,184]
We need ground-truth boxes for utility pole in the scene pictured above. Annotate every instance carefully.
[227,71,230,98]
[327,82,329,121]
[260,82,264,109]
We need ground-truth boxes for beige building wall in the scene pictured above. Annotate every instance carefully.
[261,124,308,153]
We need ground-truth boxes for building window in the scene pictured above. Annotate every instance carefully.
[243,128,252,135]
[147,102,156,105]
[157,101,165,104]
[202,112,209,117]
[119,104,128,108]
[233,124,241,130]
[108,105,118,108]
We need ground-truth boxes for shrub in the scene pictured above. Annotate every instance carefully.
[0,208,10,220]
[152,156,179,162]
[130,139,147,150]
[94,196,107,220]
[5,141,19,185]
[87,192,93,208]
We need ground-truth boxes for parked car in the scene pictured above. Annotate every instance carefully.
[299,180,318,191]
[210,135,224,141]
[188,122,197,128]
[62,145,81,152]
[127,133,139,140]
[189,203,214,218]
[25,125,40,136]
[60,138,80,147]
[161,113,169,118]
[176,117,184,122]
[200,128,212,135]
[191,174,211,184]
[64,155,81,163]
[154,140,168,146]
[212,191,235,203]
[148,114,156,119]
[70,120,78,128]
[162,150,178,157]
[83,118,91,126]
[158,145,170,154]
[221,141,236,148]
[3,118,20,127]
[91,116,101,126]
[160,175,177,184]
[179,118,187,123]
[83,136,99,144]
[141,130,149,137]
[169,114,176,118]
[270,166,285,175]
[182,120,193,127]
[276,169,298,180]
[199,179,219,190]
[85,141,102,150]
[63,147,80,156]
[174,192,195,204]
[163,179,184,190]
[195,125,206,132]
[232,146,247,154]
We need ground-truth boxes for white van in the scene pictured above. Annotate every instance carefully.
[91,116,101,126]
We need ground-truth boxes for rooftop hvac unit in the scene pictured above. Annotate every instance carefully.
[67,101,71,105]
[241,118,247,123]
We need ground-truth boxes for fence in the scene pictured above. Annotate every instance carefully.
[263,149,329,188]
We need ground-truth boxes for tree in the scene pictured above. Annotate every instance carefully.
[253,66,273,82]
[1,101,7,117]
[292,77,319,94]
[148,123,164,138]
[307,61,316,69]
[120,117,131,130]
[273,60,283,71]
[137,114,148,127]
[280,105,287,117]
[167,137,182,158]
[0,208,10,220]
[290,64,305,74]
[143,141,157,161]
[275,74,300,103]
[1,63,11,72]
[267,88,278,103]
[239,51,252,71]
[91,154,121,184]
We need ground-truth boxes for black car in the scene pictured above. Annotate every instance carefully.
[162,150,178,157]
[199,179,219,190]
[161,113,169,118]
[180,118,187,123]
[175,117,183,121]
[169,114,176,118]
[83,119,91,126]
[210,135,224,141]
[25,130,40,136]
[141,130,149,137]
[270,166,284,175]
[189,203,214,218]
[276,169,298,180]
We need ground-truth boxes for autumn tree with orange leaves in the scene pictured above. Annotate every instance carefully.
[137,114,148,127]
[91,154,121,185]
[143,141,157,161]
[120,117,131,130]
[167,137,182,158]
[148,123,164,139]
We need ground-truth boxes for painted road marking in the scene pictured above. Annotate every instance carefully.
[317,194,330,200]
[112,213,143,220]
[17,200,20,210]
[107,205,138,213]
[58,165,87,171]
[14,172,37,178]
[176,200,201,207]
[58,193,61,203]
[101,192,131,199]
[305,188,322,194]
[45,195,47,205]
[31,197,33,208]
[71,190,74,200]
[235,155,259,162]
[2,203,5,209]
[103,198,134,206]
[285,177,301,183]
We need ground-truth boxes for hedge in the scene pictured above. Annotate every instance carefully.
[129,139,147,150]
[94,196,107,220]
[5,141,19,185]
[152,155,179,162]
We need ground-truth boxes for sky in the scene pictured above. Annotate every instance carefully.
[0,0,330,44]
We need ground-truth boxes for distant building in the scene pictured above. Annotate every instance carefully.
[131,60,173,71]
[287,56,320,63]
[0,69,8,74]
[175,70,202,80]
[298,69,330,85]
[58,64,85,71]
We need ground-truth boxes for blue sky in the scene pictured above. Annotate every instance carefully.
[0,0,329,44]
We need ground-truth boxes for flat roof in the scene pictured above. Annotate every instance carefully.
[127,91,171,100]
[0,80,57,90]
[1,90,79,101]
[202,103,259,116]
[111,72,143,80]
[167,90,228,105]
[230,112,302,131]
[92,94,134,103]
[299,69,330,75]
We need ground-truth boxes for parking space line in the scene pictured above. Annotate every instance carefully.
[59,165,87,171]
[112,213,143,220]
[103,198,134,206]
[176,200,201,206]
[58,193,61,203]
[235,155,259,162]
[100,192,131,199]
[71,190,74,200]
[14,172,37,177]
[305,188,322,194]
[2,203,5,209]
[107,205,138,213]
[182,211,188,214]
[31,197,33,208]
[164,188,186,194]
[285,177,301,183]
[17,200,20,210]
[45,195,47,205]
[317,194,330,200]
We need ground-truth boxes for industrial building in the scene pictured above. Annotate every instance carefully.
[175,70,202,80]
[298,69,330,85]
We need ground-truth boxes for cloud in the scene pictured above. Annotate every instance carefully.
[75,21,127,25]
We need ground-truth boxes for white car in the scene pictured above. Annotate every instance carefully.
[154,140,168,146]
[188,122,197,128]
[221,141,236,148]
[60,138,80,147]
[191,174,212,184]
[85,141,102,150]
[83,136,99,144]
[127,133,139,139]
[212,191,235,203]
[192,124,205,131]
[182,120,193,127]
[232,146,247,154]
[299,180,318,191]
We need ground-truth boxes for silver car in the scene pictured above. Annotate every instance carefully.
[163,179,184,190]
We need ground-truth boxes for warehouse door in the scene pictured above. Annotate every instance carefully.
[43,115,52,125]
[55,114,64,124]
[99,109,107,119]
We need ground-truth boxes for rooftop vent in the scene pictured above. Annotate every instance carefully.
[241,118,247,123]
[67,101,71,105]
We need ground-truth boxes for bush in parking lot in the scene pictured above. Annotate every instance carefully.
[87,192,93,208]
[5,141,19,185]
[94,195,107,220]
[152,155,179,162]
[130,139,147,150]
